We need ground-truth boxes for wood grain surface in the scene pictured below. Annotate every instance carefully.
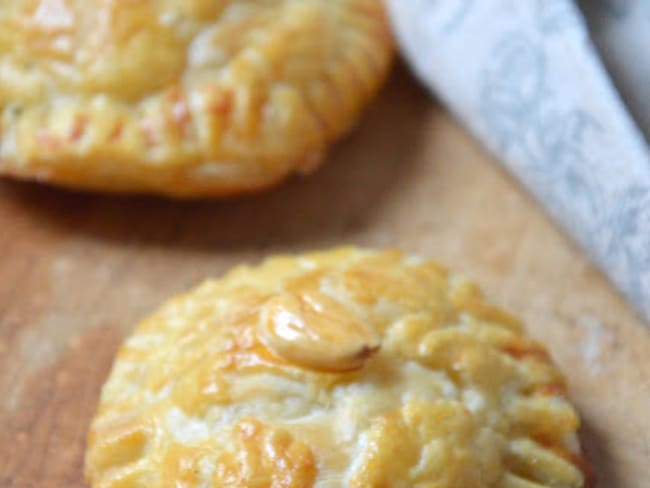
[1,66,649,488]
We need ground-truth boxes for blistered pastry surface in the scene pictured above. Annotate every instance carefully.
[0,1,393,196]
[86,248,590,487]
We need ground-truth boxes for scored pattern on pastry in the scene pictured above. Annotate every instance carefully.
[85,248,592,487]
[0,1,393,196]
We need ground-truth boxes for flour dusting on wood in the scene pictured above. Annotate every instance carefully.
[575,314,615,374]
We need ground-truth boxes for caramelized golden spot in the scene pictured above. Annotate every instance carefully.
[449,279,523,331]
[86,413,153,479]
[2,0,187,101]
[215,419,317,487]
[169,365,230,416]
[161,444,216,487]
[350,400,497,487]
[259,290,380,372]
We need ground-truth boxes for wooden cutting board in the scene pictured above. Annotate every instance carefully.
[1,66,649,488]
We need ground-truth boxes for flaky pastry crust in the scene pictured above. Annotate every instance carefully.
[0,1,393,197]
[86,247,592,487]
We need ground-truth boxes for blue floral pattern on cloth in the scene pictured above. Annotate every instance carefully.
[387,0,650,322]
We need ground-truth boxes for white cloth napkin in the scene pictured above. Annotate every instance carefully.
[386,0,650,322]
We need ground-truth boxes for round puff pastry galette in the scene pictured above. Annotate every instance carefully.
[0,1,393,197]
[85,248,592,487]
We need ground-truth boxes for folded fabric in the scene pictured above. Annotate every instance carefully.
[386,0,650,322]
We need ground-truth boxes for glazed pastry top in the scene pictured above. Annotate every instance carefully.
[0,1,393,196]
[86,247,589,487]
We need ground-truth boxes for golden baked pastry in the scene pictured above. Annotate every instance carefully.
[0,1,392,197]
[86,247,592,487]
